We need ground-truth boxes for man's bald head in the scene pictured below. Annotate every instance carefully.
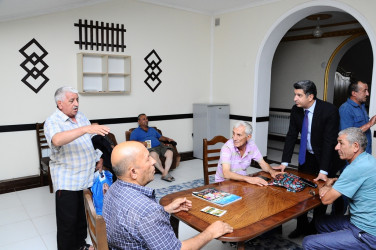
[111,141,145,178]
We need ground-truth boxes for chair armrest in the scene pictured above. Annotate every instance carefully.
[160,140,177,146]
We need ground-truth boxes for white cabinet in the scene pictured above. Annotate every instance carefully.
[193,104,230,159]
[77,53,131,94]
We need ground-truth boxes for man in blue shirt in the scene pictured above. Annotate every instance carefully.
[302,127,376,249]
[339,79,376,154]
[103,141,233,250]
[130,114,176,182]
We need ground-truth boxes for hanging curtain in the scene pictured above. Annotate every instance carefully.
[333,71,351,108]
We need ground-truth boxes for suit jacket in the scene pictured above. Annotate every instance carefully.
[282,99,339,174]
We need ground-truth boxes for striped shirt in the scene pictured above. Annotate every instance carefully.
[103,180,181,250]
[215,139,263,182]
[44,109,96,191]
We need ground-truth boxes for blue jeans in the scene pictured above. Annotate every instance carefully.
[302,215,376,249]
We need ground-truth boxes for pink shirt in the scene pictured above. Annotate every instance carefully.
[215,139,263,182]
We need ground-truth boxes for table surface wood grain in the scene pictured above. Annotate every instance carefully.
[159,169,323,243]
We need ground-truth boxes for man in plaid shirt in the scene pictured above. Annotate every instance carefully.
[103,141,233,249]
[44,86,110,250]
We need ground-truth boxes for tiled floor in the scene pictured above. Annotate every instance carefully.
[0,141,304,250]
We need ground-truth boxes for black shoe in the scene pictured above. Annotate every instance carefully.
[304,223,317,236]
[288,228,302,239]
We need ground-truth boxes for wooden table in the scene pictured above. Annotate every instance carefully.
[159,170,323,250]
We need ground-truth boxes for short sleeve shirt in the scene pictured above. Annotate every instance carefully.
[130,127,161,148]
[339,98,372,153]
[215,139,263,182]
[103,180,181,250]
[44,109,96,191]
[333,152,376,236]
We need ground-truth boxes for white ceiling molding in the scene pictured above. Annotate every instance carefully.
[0,0,110,22]
[138,0,282,15]
[0,0,282,22]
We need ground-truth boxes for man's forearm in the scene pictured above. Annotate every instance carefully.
[259,160,276,176]
[360,121,372,132]
[52,126,87,147]
[223,170,249,182]
[181,228,213,250]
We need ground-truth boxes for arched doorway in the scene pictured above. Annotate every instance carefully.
[325,34,371,105]
[252,0,376,156]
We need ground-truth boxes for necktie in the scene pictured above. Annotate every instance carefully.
[299,110,309,165]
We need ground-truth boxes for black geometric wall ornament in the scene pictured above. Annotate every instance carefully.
[144,49,162,92]
[74,19,127,52]
[19,38,49,94]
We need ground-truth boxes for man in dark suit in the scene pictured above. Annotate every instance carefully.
[275,80,340,238]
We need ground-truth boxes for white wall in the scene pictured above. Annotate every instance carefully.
[212,0,376,155]
[270,36,349,109]
[0,0,211,180]
[3,0,376,180]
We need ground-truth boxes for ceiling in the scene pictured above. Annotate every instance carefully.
[0,0,360,37]
[0,0,280,22]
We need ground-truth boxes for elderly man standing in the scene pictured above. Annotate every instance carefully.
[103,141,233,249]
[302,127,376,249]
[44,86,110,250]
[215,121,280,185]
[130,113,176,182]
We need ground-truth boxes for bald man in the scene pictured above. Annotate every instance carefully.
[102,141,233,249]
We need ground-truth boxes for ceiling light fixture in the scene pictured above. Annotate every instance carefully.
[312,17,323,38]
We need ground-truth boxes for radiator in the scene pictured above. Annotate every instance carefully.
[268,113,290,135]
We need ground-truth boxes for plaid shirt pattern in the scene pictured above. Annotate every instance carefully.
[215,139,263,182]
[103,180,181,250]
[44,109,96,191]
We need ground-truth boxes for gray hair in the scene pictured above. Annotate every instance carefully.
[54,86,78,104]
[234,121,253,135]
[338,127,367,151]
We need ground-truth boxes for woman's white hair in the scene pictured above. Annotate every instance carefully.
[233,121,253,135]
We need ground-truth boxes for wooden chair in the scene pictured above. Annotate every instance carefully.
[36,122,53,193]
[125,127,180,171]
[83,189,109,250]
[203,135,228,185]
[106,132,118,146]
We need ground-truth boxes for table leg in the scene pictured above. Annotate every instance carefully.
[170,216,179,238]
[237,241,245,250]
[238,241,245,250]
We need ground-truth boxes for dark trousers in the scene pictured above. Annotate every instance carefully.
[296,152,327,232]
[56,190,87,250]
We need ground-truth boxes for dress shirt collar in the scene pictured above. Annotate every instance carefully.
[55,108,81,123]
[347,98,364,108]
[304,100,316,114]
[117,179,156,199]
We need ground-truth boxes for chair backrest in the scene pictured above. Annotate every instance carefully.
[125,127,162,141]
[106,132,118,146]
[83,189,109,250]
[36,122,50,161]
[203,135,228,185]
